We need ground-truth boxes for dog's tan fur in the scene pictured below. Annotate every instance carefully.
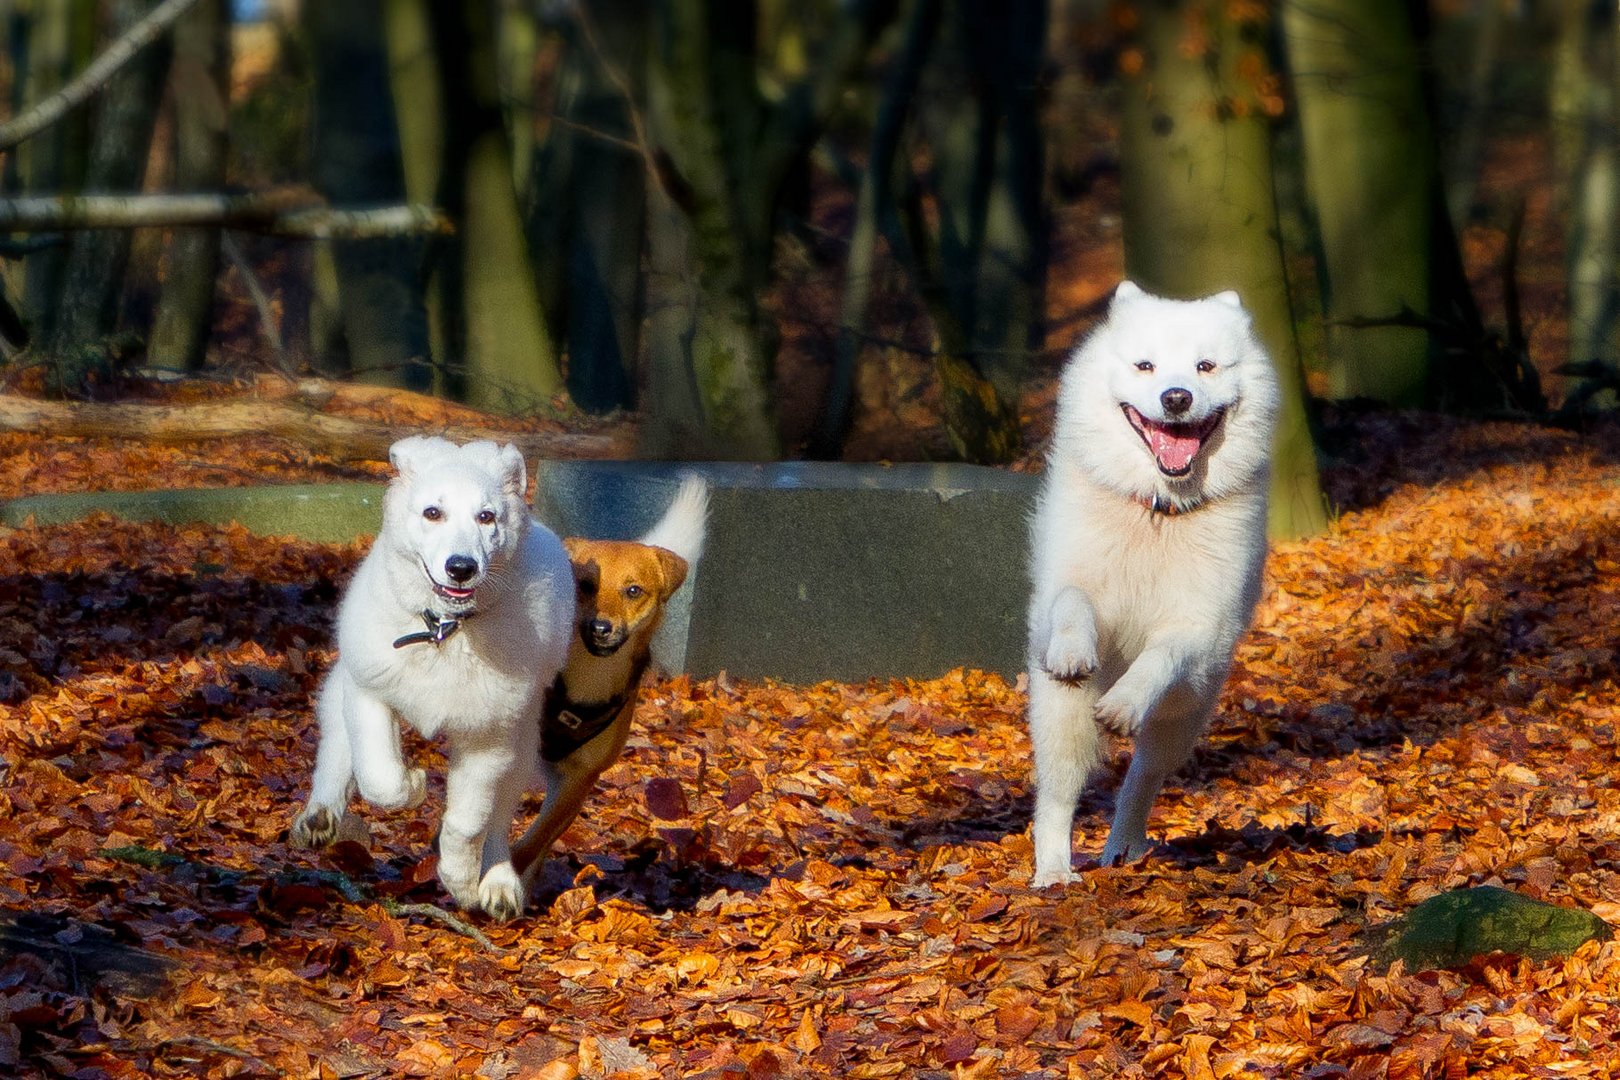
[511,538,687,886]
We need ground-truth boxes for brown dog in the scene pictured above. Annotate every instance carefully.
[512,477,707,889]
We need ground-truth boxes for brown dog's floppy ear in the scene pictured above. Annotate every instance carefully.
[653,547,688,600]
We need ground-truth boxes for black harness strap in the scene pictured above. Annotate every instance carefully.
[540,656,650,762]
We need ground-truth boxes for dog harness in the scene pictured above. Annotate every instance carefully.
[392,609,471,649]
[540,656,650,762]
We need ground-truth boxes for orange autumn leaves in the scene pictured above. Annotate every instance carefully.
[0,411,1619,1077]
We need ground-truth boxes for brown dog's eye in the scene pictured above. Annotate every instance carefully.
[477,509,496,525]
[422,506,442,521]
[625,584,644,599]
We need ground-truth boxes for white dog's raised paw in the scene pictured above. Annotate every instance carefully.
[1093,685,1147,733]
[1042,629,1099,685]
[289,805,340,849]
[477,864,526,923]
[1031,868,1078,888]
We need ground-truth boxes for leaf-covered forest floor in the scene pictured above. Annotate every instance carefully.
[1,408,1618,1080]
[5,93,1620,1077]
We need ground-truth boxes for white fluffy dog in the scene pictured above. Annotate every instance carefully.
[1026,281,1278,885]
[290,436,574,920]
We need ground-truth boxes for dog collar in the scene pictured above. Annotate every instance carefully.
[539,658,649,762]
[392,609,473,649]
[1135,492,1203,517]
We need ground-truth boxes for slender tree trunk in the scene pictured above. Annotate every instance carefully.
[306,0,431,390]
[429,0,561,413]
[530,2,648,416]
[20,0,95,345]
[1283,0,1435,407]
[43,0,169,392]
[1121,0,1326,539]
[148,0,228,372]
[1562,4,1620,411]
[1444,0,1504,227]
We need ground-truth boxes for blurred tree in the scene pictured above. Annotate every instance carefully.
[306,0,431,390]
[18,1,96,345]
[1283,0,1436,407]
[42,0,169,391]
[148,0,229,372]
[528,1,647,415]
[642,0,895,459]
[427,0,561,412]
[1119,0,1326,538]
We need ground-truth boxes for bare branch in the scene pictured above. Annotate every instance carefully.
[0,193,453,238]
[0,0,206,154]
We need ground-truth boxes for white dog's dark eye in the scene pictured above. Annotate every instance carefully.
[422,506,442,522]
[625,584,644,599]
[477,509,497,525]
[1197,359,1216,373]
[1135,360,1154,372]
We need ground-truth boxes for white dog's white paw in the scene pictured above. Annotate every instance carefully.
[1100,833,1154,867]
[477,864,526,922]
[364,767,428,812]
[1093,685,1147,734]
[1031,866,1078,888]
[289,805,340,849]
[1042,625,1099,685]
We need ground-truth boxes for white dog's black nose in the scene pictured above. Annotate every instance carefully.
[444,555,478,583]
[1161,387,1193,416]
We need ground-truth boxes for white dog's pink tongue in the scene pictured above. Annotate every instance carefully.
[1147,424,1201,472]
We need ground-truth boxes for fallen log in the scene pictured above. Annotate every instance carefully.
[0,393,630,463]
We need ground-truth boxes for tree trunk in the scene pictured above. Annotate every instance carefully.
[1283,0,1435,407]
[42,0,169,393]
[148,0,228,372]
[430,0,561,414]
[19,0,95,345]
[1561,3,1620,411]
[529,2,648,416]
[1121,0,1327,539]
[306,0,431,390]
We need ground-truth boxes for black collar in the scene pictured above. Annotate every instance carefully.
[392,609,473,649]
[539,656,650,762]
[1135,491,1205,517]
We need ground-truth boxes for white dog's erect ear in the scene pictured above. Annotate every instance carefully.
[389,435,442,479]
[1210,290,1244,310]
[497,444,527,500]
[1113,280,1145,306]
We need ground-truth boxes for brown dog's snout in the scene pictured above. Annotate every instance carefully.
[587,617,615,640]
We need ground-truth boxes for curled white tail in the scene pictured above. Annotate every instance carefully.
[639,474,709,569]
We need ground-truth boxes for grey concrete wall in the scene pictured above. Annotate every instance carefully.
[2,463,1040,683]
[533,461,1037,683]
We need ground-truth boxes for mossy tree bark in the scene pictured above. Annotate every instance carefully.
[642,0,894,460]
[306,0,430,390]
[528,2,647,415]
[41,0,168,393]
[1282,0,1435,407]
[148,0,228,372]
[421,0,561,413]
[18,0,96,345]
[1120,0,1327,539]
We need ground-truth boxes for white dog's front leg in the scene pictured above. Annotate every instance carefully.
[1037,587,1101,684]
[1092,635,1209,735]
[290,672,358,848]
[439,741,526,919]
[345,689,427,811]
[1026,670,1103,887]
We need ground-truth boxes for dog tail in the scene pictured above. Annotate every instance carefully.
[640,473,709,569]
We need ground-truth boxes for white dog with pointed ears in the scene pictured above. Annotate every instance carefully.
[1026,281,1278,885]
[290,436,574,920]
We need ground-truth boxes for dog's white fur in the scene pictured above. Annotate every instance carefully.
[290,436,574,919]
[1026,281,1277,884]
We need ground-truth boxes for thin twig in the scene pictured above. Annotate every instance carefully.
[384,901,498,952]
[0,0,205,153]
